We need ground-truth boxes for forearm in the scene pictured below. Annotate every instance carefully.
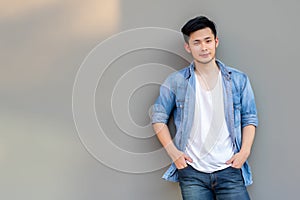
[240,125,256,156]
[152,123,180,160]
[153,123,192,168]
[226,125,256,167]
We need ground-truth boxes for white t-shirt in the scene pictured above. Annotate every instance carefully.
[185,71,234,173]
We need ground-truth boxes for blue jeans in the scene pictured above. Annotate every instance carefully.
[178,165,250,200]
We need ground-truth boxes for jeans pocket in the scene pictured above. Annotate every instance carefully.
[178,166,188,171]
[177,164,191,174]
[228,166,243,178]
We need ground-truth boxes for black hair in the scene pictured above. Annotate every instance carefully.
[181,16,217,43]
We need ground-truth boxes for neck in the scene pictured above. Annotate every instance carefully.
[194,59,219,76]
[194,59,220,91]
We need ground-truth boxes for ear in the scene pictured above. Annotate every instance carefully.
[215,37,219,48]
[184,42,191,53]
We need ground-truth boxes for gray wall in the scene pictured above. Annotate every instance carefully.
[1,0,299,199]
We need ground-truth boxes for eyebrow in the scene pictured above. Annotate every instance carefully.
[192,37,212,42]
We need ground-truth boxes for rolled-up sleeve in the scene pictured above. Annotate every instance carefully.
[151,76,176,124]
[240,75,258,128]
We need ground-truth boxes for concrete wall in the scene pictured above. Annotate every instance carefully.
[1,0,299,199]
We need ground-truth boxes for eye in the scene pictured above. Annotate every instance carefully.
[206,40,212,43]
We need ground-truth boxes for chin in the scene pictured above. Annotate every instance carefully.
[197,58,213,64]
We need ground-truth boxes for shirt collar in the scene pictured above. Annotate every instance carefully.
[185,59,232,80]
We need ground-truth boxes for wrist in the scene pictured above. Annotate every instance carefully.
[164,144,181,161]
[239,149,251,158]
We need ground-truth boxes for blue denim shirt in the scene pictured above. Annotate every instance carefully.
[151,60,258,186]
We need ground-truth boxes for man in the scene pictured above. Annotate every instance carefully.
[151,16,258,200]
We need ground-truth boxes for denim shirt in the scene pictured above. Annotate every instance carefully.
[151,60,258,186]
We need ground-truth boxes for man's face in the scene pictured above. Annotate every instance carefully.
[184,27,219,65]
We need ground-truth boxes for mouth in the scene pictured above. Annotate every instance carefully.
[199,53,210,57]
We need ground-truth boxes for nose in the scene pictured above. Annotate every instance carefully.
[195,40,207,50]
[200,43,208,51]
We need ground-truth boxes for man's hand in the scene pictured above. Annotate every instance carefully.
[152,123,193,169]
[227,125,255,168]
[226,151,250,169]
[170,149,193,170]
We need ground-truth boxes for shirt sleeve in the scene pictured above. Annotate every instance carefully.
[240,75,259,128]
[151,75,176,124]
